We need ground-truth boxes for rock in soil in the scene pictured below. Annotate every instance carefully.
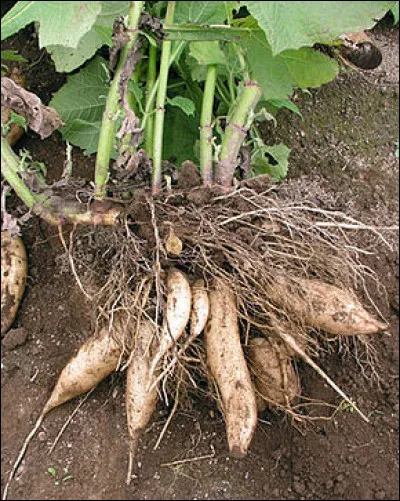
[2,327,28,351]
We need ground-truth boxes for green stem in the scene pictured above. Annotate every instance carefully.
[215,81,262,188]
[200,65,217,185]
[1,138,45,209]
[94,0,144,200]
[152,1,176,193]
[1,138,122,226]
[141,39,186,133]
[228,72,236,102]
[145,43,157,158]
[216,78,231,108]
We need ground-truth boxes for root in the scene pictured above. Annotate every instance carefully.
[58,182,395,437]
[278,330,370,423]
[48,389,94,456]
[2,413,45,500]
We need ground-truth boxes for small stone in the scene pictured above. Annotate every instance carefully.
[358,456,368,467]
[336,474,345,483]
[334,482,347,496]
[325,480,334,489]
[293,481,306,494]
[375,490,386,500]
[272,488,280,497]
[2,328,28,351]
[38,431,47,442]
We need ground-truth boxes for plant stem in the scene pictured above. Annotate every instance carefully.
[216,77,231,108]
[145,44,157,158]
[94,0,144,200]
[1,138,121,226]
[152,1,176,193]
[1,138,45,209]
[200,65,217,185]
[215,81,262,188]
[141,40,186,131]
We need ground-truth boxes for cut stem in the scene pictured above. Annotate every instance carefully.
[215,81,262,188]
[94,0,144,200]
[200,65,217,185]
[152,1,176,193]
[145,44,157,158]
[1,138,121,226]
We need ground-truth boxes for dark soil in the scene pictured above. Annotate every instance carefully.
[1,11,399,501]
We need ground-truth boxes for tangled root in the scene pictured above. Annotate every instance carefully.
[65,181,390,419]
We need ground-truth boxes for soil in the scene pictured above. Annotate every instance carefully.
[1,8,399,501]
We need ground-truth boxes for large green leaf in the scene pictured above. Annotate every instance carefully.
[49,56,109,153]
[62,119,102,156]
[163,106,200,165]
[46,1,130,72]
[241,24,338,101]
[174,1,228,24]
[242,1,395,55]
[1,1,101,48]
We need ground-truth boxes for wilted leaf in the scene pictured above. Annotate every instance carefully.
[1,77,63,138]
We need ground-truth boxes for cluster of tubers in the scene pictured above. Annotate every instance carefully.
[1,243,388,494]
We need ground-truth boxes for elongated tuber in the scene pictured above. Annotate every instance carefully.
[149,268,191,375]
[205,278,257,457]
[126,320,159,485]
[1,231,28,336]
[268,277,387,335]
[247,337,300,413]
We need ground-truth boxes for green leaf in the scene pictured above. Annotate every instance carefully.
[167,96,196,116]
[242,1,395,55]
[50,56,109,124]
[61,475,74,483]
[1,50,27,62]
[189,41,226,66]
[163,106,200,165]
[1,1,101,49]
[391,2,399,23]
[251,142,291,181]
[61,119,102,156]
[49,56,111,153]
[9,112,27,129]
[45,1,130,73]
[241,24,338,101]
[282,47,339,88]
[267,99,302,118]
[47,467,57,477]
[128,81,144,114]
[174,2,228,24]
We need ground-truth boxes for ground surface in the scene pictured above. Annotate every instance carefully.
[1,9,399,501]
